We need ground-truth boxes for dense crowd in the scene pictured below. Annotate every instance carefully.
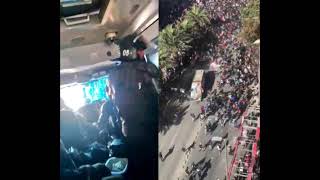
[60,94,126,180]
[195,0,259,133]
[159,0,194,29]
[205,1,260,177]
[159,0,260,179]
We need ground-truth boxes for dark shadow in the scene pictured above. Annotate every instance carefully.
[159,91,190,134]
[203,71,216,99]
[223,132,229,139]
[205,71,216,92]
[210,18,224,27]
[165,68,195,94]
[205,119,218,135]
[159,0,194,29]
[204,139,212,148]
[195,157,206,167]
[188,158,212,180]
[212,140,219,148]
[199,159,212,180]
[193,30,218,53]
[187,141,196,151]
[188,175,195,180]
[212,120,219,131]
[163,145,175,161]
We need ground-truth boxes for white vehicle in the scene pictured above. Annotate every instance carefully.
[190,70,205,101]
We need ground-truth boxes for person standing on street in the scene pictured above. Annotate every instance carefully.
[159,152,163,162]
[200,105,205,119]
[190,113,196,121]
[217,144,222,154]
[199,143,203,151]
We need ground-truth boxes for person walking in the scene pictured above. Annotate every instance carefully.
[159,152,163,162]
[227,145,233,155]
[199,143,204,151]
[185,167,190,175]
[191,162,196,172]
[174,113,178,119]
[200,105,206,114]
[217,144,222,154]
[190,113,196,121]
[200,105,205,119]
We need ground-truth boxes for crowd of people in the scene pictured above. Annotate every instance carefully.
[159,0,194,29]
[61,59,160,180]
[197,0,259,131]
[159,0,260,179]
[184,159,212,180]
[60,86,127,180]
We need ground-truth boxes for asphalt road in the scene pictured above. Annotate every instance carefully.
[159,67,243,180]
[159,101,240,180]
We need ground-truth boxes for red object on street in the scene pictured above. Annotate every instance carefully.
[255,127,260,141]
[247,142,258,180]
[228,106,259,180]
[252,143,257,159]
[201,106,205,114]
[227,138,240,180]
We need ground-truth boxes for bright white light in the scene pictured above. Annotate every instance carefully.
[60,84,86,111]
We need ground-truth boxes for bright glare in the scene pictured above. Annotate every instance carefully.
[60,84,86,111]
[60,76,109,111]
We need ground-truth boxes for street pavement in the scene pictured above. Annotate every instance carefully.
[159,104,240,180]
[159,99,202,180]
[159,65,242,180]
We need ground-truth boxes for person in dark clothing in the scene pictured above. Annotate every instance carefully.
[190,113,196,121]
[159,152,164,161]
[60,109,110,168]
[60,139,112,180]
[108,61,158,180]
[97,87,122,139]
[185,166,191,175]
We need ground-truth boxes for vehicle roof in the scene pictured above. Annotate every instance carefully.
[192,70,204,82]
[60,0,158,49]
